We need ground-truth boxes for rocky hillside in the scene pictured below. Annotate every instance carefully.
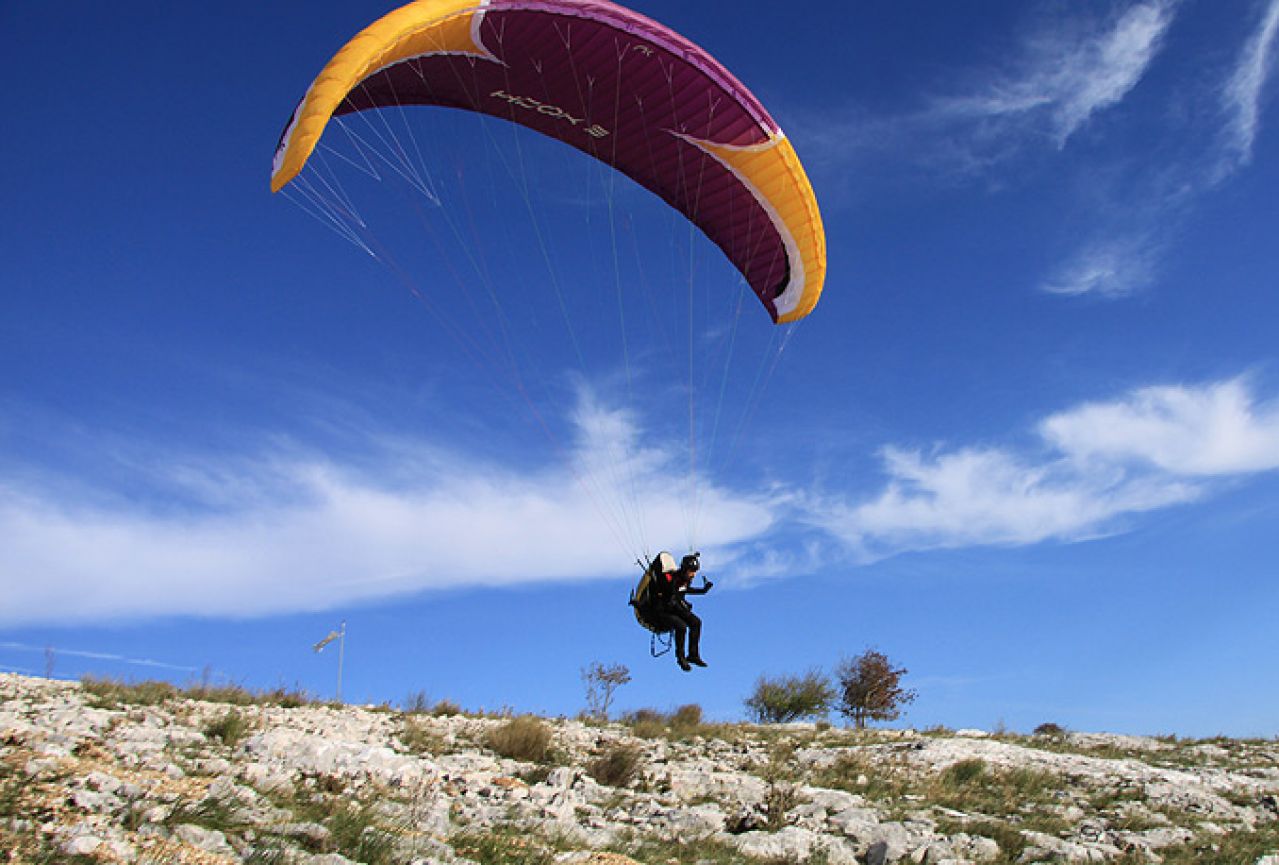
[2,673,1278,865]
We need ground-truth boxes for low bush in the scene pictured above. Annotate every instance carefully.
[452,827,556,865]
[622,708,668,740]
[743,670,834,724]
[399,719,446,755]
[586,742,644,787]
[328,802,397,865]
[165,794,247,834]
[761,743,801,831]
[670,703,703,731]
[432,699,463,717]
[80,676,319,710]
[486,715,553,762]
[204,709,251,747]
[941,758,987,785]
[81,676,178,707]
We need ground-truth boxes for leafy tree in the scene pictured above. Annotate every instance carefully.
[581,661,631,720]
[835,649,917,728]
[743,669,835,723]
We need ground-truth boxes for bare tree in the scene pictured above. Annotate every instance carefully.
[835,649,917,729]
[581,661,631,720]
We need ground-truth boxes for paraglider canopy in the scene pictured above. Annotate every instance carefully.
[272,0,826,323]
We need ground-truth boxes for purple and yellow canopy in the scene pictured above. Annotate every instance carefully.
[272,0,825,322]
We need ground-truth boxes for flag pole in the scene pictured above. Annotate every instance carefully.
[336,620,346,703]
[313,622,347,703]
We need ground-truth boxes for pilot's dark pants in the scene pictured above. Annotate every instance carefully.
[648,603,702,661]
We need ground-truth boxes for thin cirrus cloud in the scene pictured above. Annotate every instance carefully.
[1043,0,1279,297]
[0,641,198,673]
[812,377,1279,560]
[1038,233,1159,297]
[933,0,1177,149]
[1219,0,1279,175]
[930,0,1181,299]
[790,2,1176,183]
[0,395,776,628]
[805,1,1277,300]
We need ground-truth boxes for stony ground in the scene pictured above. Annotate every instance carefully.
[2,673,1278,864]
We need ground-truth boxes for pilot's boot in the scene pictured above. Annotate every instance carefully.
[675,633,691,672]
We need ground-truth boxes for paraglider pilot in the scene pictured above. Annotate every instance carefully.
[648,553,714,671]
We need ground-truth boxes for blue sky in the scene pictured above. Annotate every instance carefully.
[3,0,1278,737]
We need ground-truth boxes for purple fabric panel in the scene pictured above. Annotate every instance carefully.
[493,0,779,136]
[336,3,789,318]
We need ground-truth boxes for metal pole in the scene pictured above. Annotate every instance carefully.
[336,620,346,703]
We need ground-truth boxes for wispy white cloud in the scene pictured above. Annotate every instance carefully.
[1039,233,1159,296]
[1218,0,1279,174]
[1041,377,1279,475]
[812,444,1195,558]
[9,377,1278,621]
[938,1,1180,300]
[797,1,1278,301]
[1046,0,1278,297]
[0,641,197,672]
[812,378,1279,560]
[789,2,1178,187]
[0,393,777,627]
[937,0,1177,148]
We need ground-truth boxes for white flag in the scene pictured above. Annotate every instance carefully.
[313,630,341,652]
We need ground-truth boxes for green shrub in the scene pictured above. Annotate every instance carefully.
[186,683,258,706]
[1034,722,1067,737]
[743,670,835,723]
[165,794,247,834]
[452,828,556,865]
[243,840,292,865]
[486,715,553,762]
[941,758,987,786]
[432,699,463,717]
[400,719,446,755]
[517,764,554,785]
[81,676,178,707]
[586,742,644,787]
[761,743,800,831]
[811,750,911,803]
[606,833,746,865]
[932,761,1058,813]
[260,684,314,708]
[328,802,396,865]
[670,703,704,731]
[622,708,668,739]
[623,708,665,725]
[1,765,26,823]
[81,675,322,710]
[204,709,251,747]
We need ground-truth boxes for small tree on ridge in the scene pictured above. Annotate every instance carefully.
[835,649,916,729]
[582,661,631,721]
[744,669,835,724]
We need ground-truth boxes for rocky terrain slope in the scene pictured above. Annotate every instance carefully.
[2,673,1278,864]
